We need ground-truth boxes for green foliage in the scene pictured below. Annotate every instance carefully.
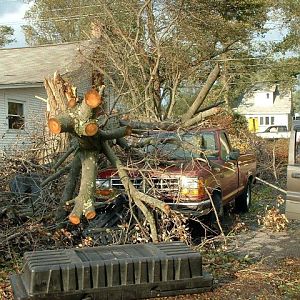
[293,89,300,113]
[272,0,300,55]
[23,0,273,119]
[0,25,14,47]
[232,112,248,131]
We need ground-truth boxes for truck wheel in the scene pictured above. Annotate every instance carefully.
[235,180,252,213]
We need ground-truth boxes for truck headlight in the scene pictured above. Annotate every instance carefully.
[181,177,199,189]
[180,176,206,197]
[96,179,112,196]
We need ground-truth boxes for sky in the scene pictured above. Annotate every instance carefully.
[0,0,287,49]
[0,0,32,48]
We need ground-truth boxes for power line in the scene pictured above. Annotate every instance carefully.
[30,4,104,12]
[212,56,274,62]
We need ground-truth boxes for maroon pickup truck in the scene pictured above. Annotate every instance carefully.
[96,128,256,218]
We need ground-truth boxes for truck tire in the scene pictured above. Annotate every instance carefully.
[235,180,252,213]
[209,192,224,228]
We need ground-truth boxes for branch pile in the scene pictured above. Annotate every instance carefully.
[43,74,176,241]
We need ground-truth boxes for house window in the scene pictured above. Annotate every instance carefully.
[8,101,24,130]
[271,116,275,125]
[265,117,270,125]
[260,117,264,125]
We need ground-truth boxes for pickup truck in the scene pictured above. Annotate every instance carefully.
[286,120,300,220]
[96,128,257,218]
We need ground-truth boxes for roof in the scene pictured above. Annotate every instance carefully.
[0,42,87,87]
[235,85,292,115]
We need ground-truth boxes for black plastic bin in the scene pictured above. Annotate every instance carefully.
[10,242,213,300]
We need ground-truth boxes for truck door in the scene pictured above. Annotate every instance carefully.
[286,123,300,220]
[219,132,239,203]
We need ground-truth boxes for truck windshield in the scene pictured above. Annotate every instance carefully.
[144,131,218,160]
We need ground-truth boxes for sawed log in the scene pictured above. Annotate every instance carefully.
[68,150,97,224]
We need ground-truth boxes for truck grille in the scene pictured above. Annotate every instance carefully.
[151,177,180,192]
[110,177,180,193]
[111,177,143,189]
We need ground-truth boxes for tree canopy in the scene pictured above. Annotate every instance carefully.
[23,0,300,118]
[0,25,14,47]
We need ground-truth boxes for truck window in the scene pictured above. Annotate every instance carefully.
[198,132,218,159]
[220,132,231,160]
[296,130,300,164]
[144,131,218,160]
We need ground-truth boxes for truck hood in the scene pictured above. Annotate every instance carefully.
[98,158,212,179]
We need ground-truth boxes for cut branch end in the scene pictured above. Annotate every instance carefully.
[48,118,61,134]
[84,122,99,136]
[67,98,77,108]
[68,214,81,225]
[84,89,102,108]
[85,210,96,220]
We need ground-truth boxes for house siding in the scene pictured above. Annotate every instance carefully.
[0,87,47,152]
[244,113,290,132]
[235,85,292,132]
[65,65,93,98]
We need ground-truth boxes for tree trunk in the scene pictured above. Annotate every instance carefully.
[44,73,72,159]
[68,150,97,224]
[181,64,220,123]
[56,152,81,222]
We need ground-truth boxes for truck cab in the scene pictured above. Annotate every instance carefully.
[96,128,256,218]
[286,120,300,219]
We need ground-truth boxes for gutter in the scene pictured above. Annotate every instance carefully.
[0,82,44,89]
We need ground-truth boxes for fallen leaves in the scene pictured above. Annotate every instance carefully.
[258,196,289,232]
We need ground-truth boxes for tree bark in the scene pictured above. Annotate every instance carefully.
[56,152,81,221]
[98,126,132,140]
[101,141,159,242]
[181,64,220,122]
[182,107,220,127]
[101,141,170,214]
[68,150,97,224]
[44,73,71,155]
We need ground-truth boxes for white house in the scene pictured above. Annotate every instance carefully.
[0,42,92,152]
[234,84,292,133]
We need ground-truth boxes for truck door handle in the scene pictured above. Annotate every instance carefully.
[292,172,300,178]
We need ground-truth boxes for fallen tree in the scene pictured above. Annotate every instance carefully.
[41,64,221,242]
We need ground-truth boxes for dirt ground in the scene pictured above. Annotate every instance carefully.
[1,185,300,300]
[156,185,300,300]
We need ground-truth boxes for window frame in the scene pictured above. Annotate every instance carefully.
[219,132,232,161]
[259,117,264,125]
[271,116,275,125]
[6,99,26,131]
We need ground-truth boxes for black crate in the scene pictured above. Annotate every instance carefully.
[10,242,213,300]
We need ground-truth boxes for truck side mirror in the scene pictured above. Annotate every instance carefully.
[229,149,240,160]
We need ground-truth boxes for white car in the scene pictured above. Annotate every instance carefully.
[256,125,291,139]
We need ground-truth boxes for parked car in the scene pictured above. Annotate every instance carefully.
[256,125,290,139]
[286,120,300,220]
[96,128,257,218]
